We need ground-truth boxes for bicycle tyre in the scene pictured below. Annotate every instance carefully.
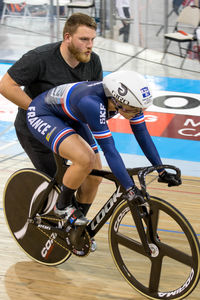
[3,168,71,266]
[108,196,200,299]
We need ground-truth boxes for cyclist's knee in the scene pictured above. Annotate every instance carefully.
[79,149,96,173]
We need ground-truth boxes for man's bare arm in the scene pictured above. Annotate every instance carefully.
[0,72,32,110]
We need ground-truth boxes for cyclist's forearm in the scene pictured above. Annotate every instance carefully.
[98,138,134,190]
[131,122,163,167]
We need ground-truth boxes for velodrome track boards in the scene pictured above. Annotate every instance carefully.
[0,64,200,299]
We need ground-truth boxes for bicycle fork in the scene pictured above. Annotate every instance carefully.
[127,197,154,257]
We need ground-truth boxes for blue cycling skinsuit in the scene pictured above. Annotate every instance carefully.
[27,81,162,190]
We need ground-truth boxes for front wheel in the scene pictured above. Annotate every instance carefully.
[108,197,200,299]
[3,169,71,266]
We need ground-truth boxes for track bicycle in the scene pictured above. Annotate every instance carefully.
[3,154,200,299]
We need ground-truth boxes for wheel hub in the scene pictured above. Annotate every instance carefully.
[149,243,159,257]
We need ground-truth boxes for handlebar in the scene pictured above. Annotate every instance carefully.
[137,164,181,195]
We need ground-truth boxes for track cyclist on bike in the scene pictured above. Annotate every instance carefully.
[27,70,181,227]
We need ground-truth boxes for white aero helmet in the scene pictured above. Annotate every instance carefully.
[103,70,153,108]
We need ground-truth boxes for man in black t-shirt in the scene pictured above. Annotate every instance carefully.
[0,1,3,17]
[0,13,103,223]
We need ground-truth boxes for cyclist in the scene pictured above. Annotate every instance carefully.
[26,70,181,226]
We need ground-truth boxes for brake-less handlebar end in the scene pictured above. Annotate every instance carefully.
[137,165,181,192]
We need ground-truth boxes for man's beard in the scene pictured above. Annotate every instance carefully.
[68,43,91,63]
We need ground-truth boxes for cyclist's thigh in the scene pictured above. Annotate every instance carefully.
[27,112,77,154]
[58,133,96,164]
[73,122,98,153]
[93,152,102,169]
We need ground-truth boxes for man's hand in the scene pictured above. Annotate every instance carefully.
[158,171,182,187]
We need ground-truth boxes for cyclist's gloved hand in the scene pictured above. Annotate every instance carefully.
[158,170,182,187]
[125,186,143,202]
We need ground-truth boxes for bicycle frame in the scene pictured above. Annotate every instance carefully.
[42,154,181,242]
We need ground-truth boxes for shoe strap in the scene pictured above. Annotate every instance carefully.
[69,208,84,225]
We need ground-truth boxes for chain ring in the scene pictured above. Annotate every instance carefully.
[65,225,91,257]
[36,215,91,257]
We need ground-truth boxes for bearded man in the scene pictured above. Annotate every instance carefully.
[0,13,103,178]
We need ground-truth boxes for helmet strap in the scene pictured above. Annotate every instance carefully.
[111,97,121,111]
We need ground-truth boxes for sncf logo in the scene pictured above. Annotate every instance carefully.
[118,83,128,96]
[140,87,150,99]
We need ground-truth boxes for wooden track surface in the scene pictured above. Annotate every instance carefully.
[0,156,200,300]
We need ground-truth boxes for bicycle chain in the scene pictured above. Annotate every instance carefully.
[37,226,70,252]
[39,215,61,222]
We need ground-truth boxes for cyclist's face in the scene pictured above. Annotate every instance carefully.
[68,25,96,63]
[111,100,143,119]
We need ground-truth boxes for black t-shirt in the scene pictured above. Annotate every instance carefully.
[8,41,103,134]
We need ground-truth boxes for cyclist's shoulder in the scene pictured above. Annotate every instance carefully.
[79,81,105,104]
